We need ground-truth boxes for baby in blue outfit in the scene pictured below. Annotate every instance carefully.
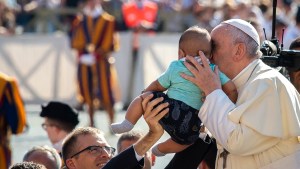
[111,26,238,156]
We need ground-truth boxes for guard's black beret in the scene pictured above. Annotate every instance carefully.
[40,101,79,126]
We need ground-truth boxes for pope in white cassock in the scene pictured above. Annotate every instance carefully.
[181,19,300,169]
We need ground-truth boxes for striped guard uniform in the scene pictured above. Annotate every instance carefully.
[71,12,120,107]
[0,73,27,169]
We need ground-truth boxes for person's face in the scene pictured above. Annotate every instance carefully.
[210,24,235,75]
[119,139,154,169]
[86,0,98,8]
[67,134,113,169]
[289,71,297,85]
[119,139,136,152]
[42,118,59,144]
[288,47,300,92]
[25,151,58,169]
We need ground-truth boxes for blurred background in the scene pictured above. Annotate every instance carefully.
[1,0,300,168]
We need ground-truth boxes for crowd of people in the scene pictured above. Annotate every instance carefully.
[0,0,300,46]
[2,0,300,169]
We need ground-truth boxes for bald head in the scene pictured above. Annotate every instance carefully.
[23,146,61,169]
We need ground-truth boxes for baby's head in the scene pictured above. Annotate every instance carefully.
[178,26,211,59]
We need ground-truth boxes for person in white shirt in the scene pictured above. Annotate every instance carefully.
[151,18,300,169]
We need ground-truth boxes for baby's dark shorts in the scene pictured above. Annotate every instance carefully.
[150,91,202,145]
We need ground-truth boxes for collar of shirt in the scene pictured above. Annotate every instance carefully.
[180,56,210,64]
[83,5,103,18]
[232,59,260,89]
[53,139,63,153]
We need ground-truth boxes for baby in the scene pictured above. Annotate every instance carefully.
[111,26,238,156]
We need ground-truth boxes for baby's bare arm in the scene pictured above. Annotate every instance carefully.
[222,80,238,103]
[144,80,167,92]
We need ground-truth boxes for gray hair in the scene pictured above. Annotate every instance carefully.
[224,24,262,58]
[9,162,46,169]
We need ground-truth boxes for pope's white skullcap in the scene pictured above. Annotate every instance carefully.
[222,19,260,45]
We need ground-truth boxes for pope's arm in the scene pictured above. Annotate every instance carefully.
[199,84,281,156]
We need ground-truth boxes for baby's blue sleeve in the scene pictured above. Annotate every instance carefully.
[210,64,230,85]
[219,71,230,85]
[157,62,175,89]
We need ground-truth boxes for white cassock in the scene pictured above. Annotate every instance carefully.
[199,59,300,169]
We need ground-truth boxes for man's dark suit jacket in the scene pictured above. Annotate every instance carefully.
[104,146,144,169]
[165,137,217,169]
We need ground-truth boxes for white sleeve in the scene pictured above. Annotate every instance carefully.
[133,146,144,161]
[199,89,237,149]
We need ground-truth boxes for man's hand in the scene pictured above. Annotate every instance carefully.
[133,94,169,156]
[180,51,222,96]
[142,94,169,136]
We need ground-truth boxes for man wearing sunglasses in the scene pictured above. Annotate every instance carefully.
[62,94,169,169]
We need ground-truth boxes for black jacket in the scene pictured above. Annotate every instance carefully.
[104,146,144,169]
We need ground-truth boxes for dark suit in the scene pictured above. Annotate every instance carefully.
[165,137,217,169]
[104,146,144,169]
